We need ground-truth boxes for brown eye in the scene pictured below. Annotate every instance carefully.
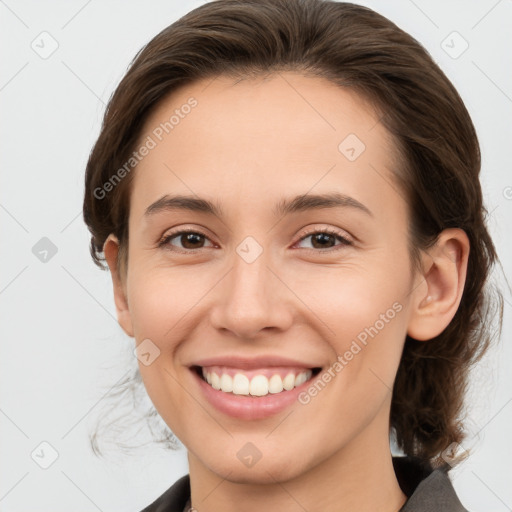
[310,232,336,249]
[159,230,214,251]
[178,232,205,249]
[296,230,352,251]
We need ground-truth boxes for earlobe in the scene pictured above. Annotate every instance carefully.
[407,228,470,341]
[103,234,134,337]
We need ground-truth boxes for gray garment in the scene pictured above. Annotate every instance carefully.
[141,457,468,512]
[399,468,467,511]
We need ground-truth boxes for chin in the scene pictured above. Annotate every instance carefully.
[204,452,311,485]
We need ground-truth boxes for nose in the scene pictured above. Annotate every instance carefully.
[209,248,294,340]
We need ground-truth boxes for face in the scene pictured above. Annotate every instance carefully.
[113,73,421,483]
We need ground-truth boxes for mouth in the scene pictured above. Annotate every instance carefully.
[188,355,324,420]
[192,365,322,397]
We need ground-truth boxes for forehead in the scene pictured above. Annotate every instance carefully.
[130,72,402,221]
[140,72,388,151]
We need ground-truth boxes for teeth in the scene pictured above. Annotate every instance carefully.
[283,373,295,391]
[220,373,233,392]
[211,372,221,390]
[268,374,283,394]
[249,375,268,396]
[201,368,313,396]
[295,372,307,386]
[233,373,250,395]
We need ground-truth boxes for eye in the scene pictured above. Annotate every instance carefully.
[158,230,215,252]
[158,227,353,253]
[294,229,353,251]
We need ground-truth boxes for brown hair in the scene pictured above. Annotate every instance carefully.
[83,0,503,467]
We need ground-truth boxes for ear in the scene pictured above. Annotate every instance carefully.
[103,234,134,337]
[407,228,470,341]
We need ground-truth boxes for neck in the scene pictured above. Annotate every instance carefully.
[188,407,407,512]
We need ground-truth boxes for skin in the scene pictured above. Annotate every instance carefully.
[104,72,469,512]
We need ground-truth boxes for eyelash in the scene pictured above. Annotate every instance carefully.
[157,228,353,254]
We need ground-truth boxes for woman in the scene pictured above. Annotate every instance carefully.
[83,1,503,510]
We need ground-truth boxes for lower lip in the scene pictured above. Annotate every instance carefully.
[191,369,314,420]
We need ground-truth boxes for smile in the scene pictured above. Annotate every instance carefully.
[190,356,323,420]
[200,366,318,397]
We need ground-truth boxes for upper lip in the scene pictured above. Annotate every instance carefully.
[190,355,321,370]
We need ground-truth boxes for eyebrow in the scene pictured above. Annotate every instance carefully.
[144,192,373,218]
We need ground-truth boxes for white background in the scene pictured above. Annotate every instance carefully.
[1,1,511,510]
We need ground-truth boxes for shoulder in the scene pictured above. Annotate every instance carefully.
[139,474,190,512]
[394,456,468,512]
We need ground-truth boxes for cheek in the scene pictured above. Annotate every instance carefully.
[289,256,408,343]
[289,257,409,402]
[311,292,406,404]
[126,263,213,344]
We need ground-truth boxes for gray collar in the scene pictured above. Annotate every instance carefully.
[399,466,467,511]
